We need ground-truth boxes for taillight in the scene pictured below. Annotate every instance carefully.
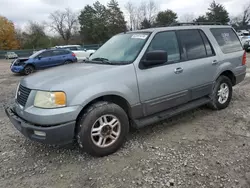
[242,51,247,65]
[72,53,76,57]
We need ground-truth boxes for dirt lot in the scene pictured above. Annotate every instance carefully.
[1,57,250,188]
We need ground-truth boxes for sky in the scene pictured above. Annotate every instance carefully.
[0,0,247,29]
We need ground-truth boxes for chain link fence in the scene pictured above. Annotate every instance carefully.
[0,44,101,59]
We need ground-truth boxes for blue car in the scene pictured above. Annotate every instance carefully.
[10,49,77,75]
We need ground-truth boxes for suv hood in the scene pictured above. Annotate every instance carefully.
[20,63,124,90]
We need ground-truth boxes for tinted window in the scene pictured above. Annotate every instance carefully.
[52,50,68,56]
[210,28,242,53]
[40,51,52,58]
[68,47,77,50]
[179,30,206,60]
[199,30,214,56]
[147,31,180,62]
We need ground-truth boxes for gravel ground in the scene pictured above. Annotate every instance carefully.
[1,57,250,188]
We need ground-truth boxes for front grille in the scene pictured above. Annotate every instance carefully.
[16,85,31,107]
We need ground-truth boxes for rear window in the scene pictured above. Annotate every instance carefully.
[210,28,242,54]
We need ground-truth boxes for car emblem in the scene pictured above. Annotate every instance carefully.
[18,91,21,96]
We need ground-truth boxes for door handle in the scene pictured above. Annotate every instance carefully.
[174,67,183,74]
[212,60,218,65]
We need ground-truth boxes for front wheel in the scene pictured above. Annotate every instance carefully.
[208,76,232,110]
[76,101,129,157]
[23,65,35,75]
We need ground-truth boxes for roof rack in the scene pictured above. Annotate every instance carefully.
[169,22,223,26]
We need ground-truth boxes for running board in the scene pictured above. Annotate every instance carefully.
[133,97,211,128]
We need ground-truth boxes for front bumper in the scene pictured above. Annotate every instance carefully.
[10,65,24,73]
[5,107,76,145]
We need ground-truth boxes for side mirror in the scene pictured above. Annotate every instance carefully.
[142,50,168,67]
[38,56,42,59]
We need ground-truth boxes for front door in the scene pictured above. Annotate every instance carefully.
[34,51,53,69]
[136,31,190,116]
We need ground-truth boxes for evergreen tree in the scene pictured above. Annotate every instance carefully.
[154,10,178,27]
[107,0,127,36]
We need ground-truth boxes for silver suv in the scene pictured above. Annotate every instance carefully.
[5,24,246,157]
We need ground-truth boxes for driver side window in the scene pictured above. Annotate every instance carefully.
[39,51,52,58]
[147,31,180,62]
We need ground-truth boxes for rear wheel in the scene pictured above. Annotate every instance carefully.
[76,101,129,157]
[24,65,35,75]
[208,76,232,110]
[64,60,72,64]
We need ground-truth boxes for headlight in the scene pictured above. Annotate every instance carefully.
[34,91,66,108]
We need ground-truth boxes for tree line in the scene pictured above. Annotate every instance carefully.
[0,0,250,50]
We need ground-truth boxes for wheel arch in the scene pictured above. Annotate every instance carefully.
[25,63,36,69]
[75,94,133,134]
[218,70,236,86]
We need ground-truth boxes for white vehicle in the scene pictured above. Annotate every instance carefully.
[54,45,96,61]
[5,52,18,59]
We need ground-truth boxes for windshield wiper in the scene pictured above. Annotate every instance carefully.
[91,57,109,62]
[89,57,115,65]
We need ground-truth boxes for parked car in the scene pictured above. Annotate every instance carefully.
[5,52,18,59]
[10,49,77,75]
[5,24,246,157]
[54,45,96,61]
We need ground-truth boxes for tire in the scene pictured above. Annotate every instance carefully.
[76,101,129,157]
[23,65,35,75]
[64,60,72,64]
[208,76,232,110]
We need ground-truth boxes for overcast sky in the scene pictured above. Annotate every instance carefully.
[0,0,247,29]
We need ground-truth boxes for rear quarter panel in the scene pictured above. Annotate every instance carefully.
[203,27,246,81]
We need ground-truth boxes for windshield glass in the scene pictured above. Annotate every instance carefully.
[89,32,150,64]
[29,50,45,58]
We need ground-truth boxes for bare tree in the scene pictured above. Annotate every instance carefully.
[49,8,78,44]
[231,3,250,29]
[146,0,158,23]
[179,13,195,22]
[125,0,158,30]
[241,3,250,26]
[125,2,136,30]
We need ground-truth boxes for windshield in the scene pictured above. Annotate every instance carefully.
[89,32,150,64]
[29,50,45,58]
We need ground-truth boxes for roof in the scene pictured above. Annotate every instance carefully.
[129,25,232,33]
[55,45,81,48]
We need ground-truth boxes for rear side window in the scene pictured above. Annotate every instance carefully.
[178,30,207,60]
[210,28,242,53]
[199,30,214,56]
[52,50,69,56]
[69,47,77,50]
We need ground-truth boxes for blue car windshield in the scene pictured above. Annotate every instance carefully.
[89,32,150,64]
[29,50,45,58]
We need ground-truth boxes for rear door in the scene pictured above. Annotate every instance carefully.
[176,29,219,100]
[50,50,65,66]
